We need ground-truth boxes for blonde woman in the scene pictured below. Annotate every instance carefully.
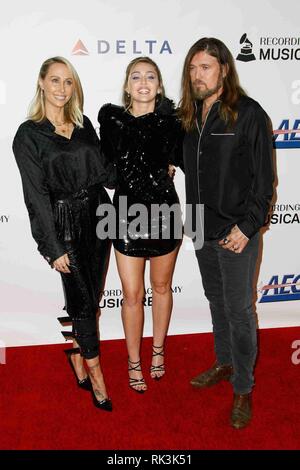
[13,57,115,411]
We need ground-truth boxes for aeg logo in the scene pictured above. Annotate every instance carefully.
[273,120,300,148]
[259,274,300,303]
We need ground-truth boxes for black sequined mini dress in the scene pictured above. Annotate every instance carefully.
[98,98,183,257]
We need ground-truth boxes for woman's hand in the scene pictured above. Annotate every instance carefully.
[52,253,71,273]
[168,165,176,179]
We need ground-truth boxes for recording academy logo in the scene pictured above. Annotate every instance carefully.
[99,286,182,309]
[71,38,172,55]
[265,203,300,225]
[72,39,89,56]
[273,119,300,148]
[236,33,300,62]
[236,34,256,62]
[259,274,300,303]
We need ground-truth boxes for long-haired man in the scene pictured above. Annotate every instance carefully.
[179,38,274,429]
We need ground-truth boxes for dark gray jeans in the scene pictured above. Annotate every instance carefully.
[195,232,259,394]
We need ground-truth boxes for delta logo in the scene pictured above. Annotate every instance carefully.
[259,274,300,303]
[72,39,89,56]
[71,38,172,56]
[273,119,300,148]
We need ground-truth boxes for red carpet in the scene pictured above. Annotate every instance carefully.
[0,327,300,450]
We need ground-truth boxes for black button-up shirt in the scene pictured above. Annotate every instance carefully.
[13,115,114,262]
[183,96,274,241]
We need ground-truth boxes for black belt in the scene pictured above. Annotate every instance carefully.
[53,184,100,203]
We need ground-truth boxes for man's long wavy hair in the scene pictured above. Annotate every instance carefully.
[179,37,247,131]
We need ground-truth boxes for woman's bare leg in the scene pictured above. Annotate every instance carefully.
[86,355,109,401]
[115,249,147,391]
[149,245,180,378]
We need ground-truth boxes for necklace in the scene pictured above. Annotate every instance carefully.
[59,123,68,133]
[48,118,70,133]
[48,118,67,127]
[48,117,74,138]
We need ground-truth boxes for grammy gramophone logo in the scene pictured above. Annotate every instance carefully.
[236,33,256,62]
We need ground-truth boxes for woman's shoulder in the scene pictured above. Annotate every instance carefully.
[13,119,40,146]
[155,98,181,128]
[82,114,96,129]
[98,103,125,123]
[15,119,36,134]
[155,98,181,123]
[13,120,43,158]
[155,97,177,116]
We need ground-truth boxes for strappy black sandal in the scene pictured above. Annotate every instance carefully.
[128,358,147,393]
[150,344,165,380]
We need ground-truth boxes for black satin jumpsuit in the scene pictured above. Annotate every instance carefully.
[13,116,115,359]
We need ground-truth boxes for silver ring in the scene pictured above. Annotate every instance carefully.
[224,237,229,244]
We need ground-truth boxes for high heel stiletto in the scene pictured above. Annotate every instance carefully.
[128,358,147,393]
[150,344,165,380]
[87,361,113,411]
[64,348,92,391]
[90,388,112,411]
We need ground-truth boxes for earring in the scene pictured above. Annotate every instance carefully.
[41,89,44,98]
[126,92,130,98]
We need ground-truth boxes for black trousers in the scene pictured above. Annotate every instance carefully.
[195,232,259,394]
[54,186,112,360]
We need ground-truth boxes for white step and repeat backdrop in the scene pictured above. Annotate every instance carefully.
[0,0,299,347]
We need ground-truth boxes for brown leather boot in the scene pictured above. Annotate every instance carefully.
[190,362,233,388]
[230,393,252,429]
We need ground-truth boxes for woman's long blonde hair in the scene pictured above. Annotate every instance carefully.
[28,56,84,127]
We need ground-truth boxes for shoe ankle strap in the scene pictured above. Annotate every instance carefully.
[128,358,142,371]
[128,358,141,364]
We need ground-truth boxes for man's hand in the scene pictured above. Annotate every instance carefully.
[218,225,249,254]
[52,253,71,273]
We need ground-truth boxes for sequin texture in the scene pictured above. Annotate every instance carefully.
[98,97,184,257]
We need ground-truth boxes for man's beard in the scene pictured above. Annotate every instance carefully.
[192,73,223,100]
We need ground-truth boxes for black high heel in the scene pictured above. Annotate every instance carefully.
[150,344,165,380]
[128,358,147,393]
[90,388,112,411]
[64,348,92,391]
[87,361,113,411]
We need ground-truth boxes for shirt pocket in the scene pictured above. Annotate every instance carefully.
[206,132,237,159]
[210,133,236,136]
